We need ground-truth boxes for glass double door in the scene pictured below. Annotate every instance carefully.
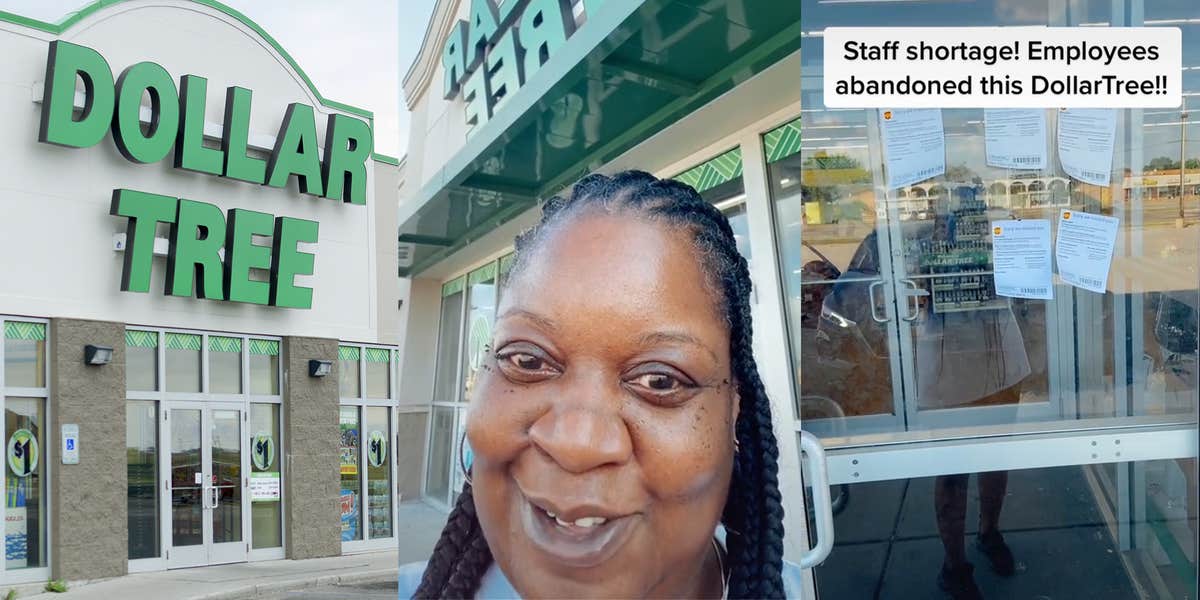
[798,112,1062,441]
[166,402,247,568]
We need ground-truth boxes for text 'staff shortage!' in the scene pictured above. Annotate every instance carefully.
[823,27,1183,108]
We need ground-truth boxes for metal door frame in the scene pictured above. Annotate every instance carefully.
[163,401,249,569]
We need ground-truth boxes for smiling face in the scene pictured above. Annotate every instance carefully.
[467,210,738,598]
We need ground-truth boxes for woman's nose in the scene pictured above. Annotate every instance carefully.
[528,401,632,474]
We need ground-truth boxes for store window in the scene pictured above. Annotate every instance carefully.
[3,321,45,389]
[6,397,46,570]
[1,319,48,574]
[250,403,281,549]
[209,336,242,395]
[365,348,390,399]
[339,406,362,542]
[365,406,392,539]
[425,407,454,504]
[676,147,752,261]
[164,333,201,393]
[126,401,158,560]
[249,339,280,396]
[462,264,496,404]
[338,346,361,398]
[432,278,465,405]
[496,253,516,307]
[126,330,159,392]
[124,328,283,562]
[338,343,397,547]
[427,258,507,506]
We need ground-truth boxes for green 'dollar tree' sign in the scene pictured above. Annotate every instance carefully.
[37,40,376,309]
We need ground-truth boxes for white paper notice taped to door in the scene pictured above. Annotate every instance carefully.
[1058,108,1117,186]
[880,108,945,189]
[251,472,281,502]
[1055,209,1119,293]
[985,109,1047,169]
[991,219,1053,299]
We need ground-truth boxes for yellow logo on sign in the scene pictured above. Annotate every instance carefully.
[993,226,1002,236]
[883,111,893,120]
[1063,211,1072,220]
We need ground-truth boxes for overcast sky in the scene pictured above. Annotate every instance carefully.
[3,0,436,157]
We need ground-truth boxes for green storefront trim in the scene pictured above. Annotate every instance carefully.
[125,330,158,348]
[4,321,45,341]
[338,345,360,361]
[209,335,242,353]
[763,117,802,163]
[674,147,743,193]
[468,262,498,287]
[165,333,202,351]
[249,339,279,356]
[364,348,390,363]
[442,277,465,298]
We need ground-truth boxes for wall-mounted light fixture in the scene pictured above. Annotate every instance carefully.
[308,359,333,377]
[84,344,113,366]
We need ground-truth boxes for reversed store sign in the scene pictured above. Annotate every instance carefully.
[442,0,604,133]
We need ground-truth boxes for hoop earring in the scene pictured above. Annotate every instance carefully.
[458,430,472,487]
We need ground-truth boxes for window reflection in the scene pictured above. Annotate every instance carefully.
[126,401,158,560]
[786,0,1198,440]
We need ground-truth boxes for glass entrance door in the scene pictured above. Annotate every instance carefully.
[784,0,1199,597]
[166,402,247,568]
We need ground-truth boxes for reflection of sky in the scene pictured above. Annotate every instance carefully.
[801,0,1200,166]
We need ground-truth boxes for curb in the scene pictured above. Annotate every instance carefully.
[195,568,397,600]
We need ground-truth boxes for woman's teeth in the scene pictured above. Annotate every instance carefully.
[543,509,607,528]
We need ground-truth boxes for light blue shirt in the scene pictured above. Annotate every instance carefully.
[397,536,807,599]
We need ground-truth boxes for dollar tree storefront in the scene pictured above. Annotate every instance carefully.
[398,0,1198,598]
[0,0,414,584]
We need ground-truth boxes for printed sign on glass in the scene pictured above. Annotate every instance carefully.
[7,430,38,478]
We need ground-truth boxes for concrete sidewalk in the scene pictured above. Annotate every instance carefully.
[18,502,444,600]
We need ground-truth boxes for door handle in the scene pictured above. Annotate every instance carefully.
[867,280,889,323]
[210,486,219,510]
[798,431,835,569]
[899,279,930,322]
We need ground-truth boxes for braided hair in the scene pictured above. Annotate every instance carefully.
[414,170,785,599]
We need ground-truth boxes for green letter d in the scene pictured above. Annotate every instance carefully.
[39,41,115,149]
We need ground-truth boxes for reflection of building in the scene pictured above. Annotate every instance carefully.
[898,177,1073,211]
[1123,170,1200,198]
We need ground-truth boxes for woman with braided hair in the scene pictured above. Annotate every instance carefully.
[398,170,802,599]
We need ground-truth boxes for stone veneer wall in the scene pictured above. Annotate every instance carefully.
[49,318,128,580]
[282,336,342,559]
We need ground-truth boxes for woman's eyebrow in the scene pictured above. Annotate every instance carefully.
[497,308,558,332]
[638,331,719,361]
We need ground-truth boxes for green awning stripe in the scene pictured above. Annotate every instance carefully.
[338,346,361,361]
[209,336,242,353]
[673,147,743,194]
[125,330,158,348]
[764,117,802,163]
[4,321,45,341]
[365,348,391,363]
[249,339,279,356]
[165,333,201,351]
[468,262,498,286]
[442,277,465,298]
